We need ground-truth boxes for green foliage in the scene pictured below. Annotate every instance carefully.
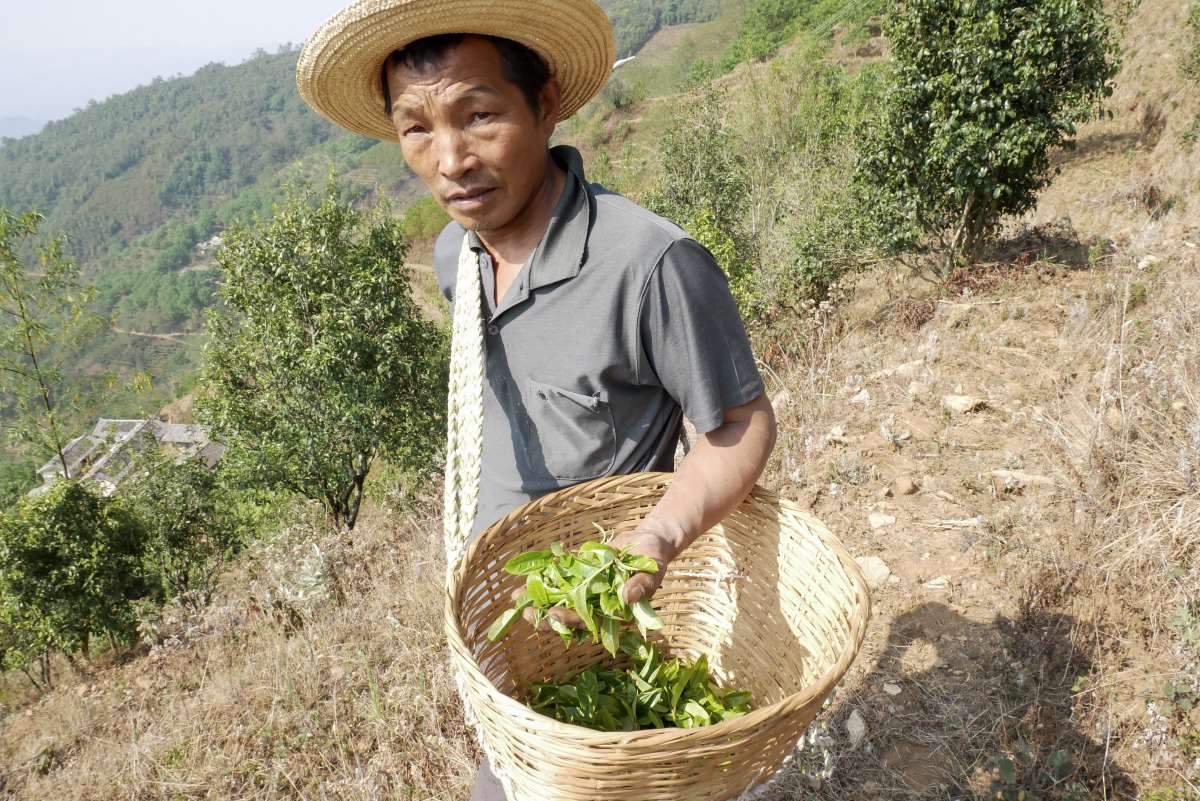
[0,458,37,508]
[119,454,238,608]
[738,48,884,311]
[198,177,449,531]
[599,0,722,57]
[487,539,664,653]
[527,633,752,731]
[856,0,1120,277]
[402,195,452,243]
[720,0,886,69]
[722,0,811,66]
[646,86,756,308]
[0,208,105,473]
[646,45,881,318]
[598,75,649,112]
[0,50,342,266]
[0,481,146,674]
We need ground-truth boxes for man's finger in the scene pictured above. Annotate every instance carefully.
[547,606,585,630]
[620,573,656,605]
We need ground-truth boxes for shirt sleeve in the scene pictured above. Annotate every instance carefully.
[637,238,765,434]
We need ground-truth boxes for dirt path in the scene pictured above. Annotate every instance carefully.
[111,326,201,344]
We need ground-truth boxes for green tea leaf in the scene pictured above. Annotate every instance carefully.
[503,551,553,575]
[526,575,550,606]
[631,600,664,631]
[623,555,662,574]
[571,581,596,634]
[601,615,620,657]
[486,607,523,642]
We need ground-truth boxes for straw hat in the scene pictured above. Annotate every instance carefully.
[297,0,616,142]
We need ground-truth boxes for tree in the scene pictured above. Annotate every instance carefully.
[120,453,238,608]
[198,178,448,531]
[0,480,146,686]
[0,208,102,477]
[856,0,1119,277]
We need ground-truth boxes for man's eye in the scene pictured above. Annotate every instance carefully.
[403,125,428,137]
[471,112,495,123]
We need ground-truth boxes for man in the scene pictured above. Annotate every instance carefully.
[298,3,777,798]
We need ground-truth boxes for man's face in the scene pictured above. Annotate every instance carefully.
[386,37,560,233]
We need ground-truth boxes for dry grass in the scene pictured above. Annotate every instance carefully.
[0,496,479,800]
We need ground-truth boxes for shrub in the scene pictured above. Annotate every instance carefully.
[645,86,756,308]
[856,0,1120,277]
[0,481,146,678]
[120,454,239,608]
[737,48,885,312]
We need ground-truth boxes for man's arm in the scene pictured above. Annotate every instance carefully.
[523,392,776,630]
[613,391,777,604]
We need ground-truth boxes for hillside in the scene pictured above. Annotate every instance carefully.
[2,0,1199,798]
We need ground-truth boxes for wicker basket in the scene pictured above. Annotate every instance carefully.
[445,472,870,801]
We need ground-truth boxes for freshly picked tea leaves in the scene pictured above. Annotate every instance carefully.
[526,633,753,732]
[486,536,665,655]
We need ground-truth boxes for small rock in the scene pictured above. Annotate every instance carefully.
[1137,255,1161,271]
[856,556,892,589]
[886,575,901,585]
[868,512,897,530]
[1171,400,1187,412]
[826,425,849,446]
[845,709,867,747]
[850,388,872,406]
[907,380,929,397]
[892,476,920,496]
[883,683,902,696]
[893,359,925,379]
[773,389,793,410]
[942,395,987,414]
[924,575,952,590]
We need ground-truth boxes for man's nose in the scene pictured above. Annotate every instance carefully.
[435,129,475,180]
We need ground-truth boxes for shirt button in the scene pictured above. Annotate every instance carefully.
[487,324,500,336]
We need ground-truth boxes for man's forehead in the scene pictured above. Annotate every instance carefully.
[386,38,512,107]
[390,77,505,107]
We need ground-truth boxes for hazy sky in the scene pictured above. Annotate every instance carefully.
[0,0,339,122]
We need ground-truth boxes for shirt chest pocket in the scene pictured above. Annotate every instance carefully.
[525,378,617,481]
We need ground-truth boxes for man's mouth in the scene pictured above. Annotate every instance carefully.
[447,188,497,209]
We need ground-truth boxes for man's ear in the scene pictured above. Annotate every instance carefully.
[539,77,563,136]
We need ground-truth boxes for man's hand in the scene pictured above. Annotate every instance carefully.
[514,392,776,634]
[513,519,682,632]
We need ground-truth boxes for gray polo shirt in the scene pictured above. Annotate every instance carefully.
[434,145,764,538]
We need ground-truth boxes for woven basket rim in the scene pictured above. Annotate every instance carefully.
[444,472,872,745]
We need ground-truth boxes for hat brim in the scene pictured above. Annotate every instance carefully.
[297,0,616,142]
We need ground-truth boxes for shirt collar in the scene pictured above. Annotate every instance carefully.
[465,144,593,293]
